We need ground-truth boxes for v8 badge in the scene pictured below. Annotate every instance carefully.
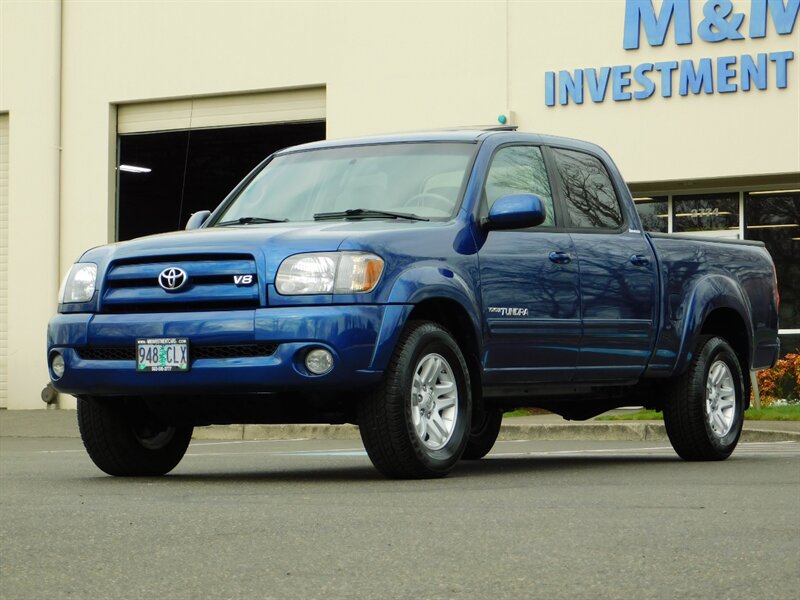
[233,274,254,286]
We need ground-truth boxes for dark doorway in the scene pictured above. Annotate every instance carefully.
[117,121,325,241]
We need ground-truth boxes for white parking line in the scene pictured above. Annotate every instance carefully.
[275,450,368,457]
[191,439,310,446]
[489,446,674,458]
[36,440,798,458]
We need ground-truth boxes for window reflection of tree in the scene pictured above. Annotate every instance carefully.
[480,242,580,319]
[746,194,799,226]
[746,193,800,331]
[552,149,623,229]
[634,198,668,233]
[485,146,555,226]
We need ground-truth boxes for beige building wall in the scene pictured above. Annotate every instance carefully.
[1,0,62,410]
[1,0,798,408]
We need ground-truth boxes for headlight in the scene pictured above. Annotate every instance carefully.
[58,263,98,303]
[276,252,384,295]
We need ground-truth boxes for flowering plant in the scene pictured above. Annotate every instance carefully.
[756,353,800,406]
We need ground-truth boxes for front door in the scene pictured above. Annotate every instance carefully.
[477,145,581,384]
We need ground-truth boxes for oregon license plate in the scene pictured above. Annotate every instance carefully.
[136,338,189,372]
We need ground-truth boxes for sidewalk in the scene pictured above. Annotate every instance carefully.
[1,408,798,442]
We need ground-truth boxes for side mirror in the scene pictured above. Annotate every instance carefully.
[185,210,211,230]
[484,194,546,231]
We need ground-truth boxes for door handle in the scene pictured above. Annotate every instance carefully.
[549,251,571,264]
[630,254,650,267]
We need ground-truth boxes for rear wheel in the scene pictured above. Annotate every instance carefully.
[358,321,471,479]
[461,407,503,460]
[77,396,193,476]
[663,335,745,461]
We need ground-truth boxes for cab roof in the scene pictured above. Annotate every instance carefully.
[276,129,604,156]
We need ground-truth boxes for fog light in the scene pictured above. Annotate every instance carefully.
[51,353,65,379]
[305,348,333,375]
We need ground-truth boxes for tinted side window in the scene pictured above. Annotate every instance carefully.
[483,146,556,226]
[552,148,624,229]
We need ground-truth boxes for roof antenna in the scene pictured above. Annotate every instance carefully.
[177,100,194,229]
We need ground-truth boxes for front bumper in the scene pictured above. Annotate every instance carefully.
[47,304,412,396]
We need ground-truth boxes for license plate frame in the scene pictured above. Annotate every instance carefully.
[136,338,190,372]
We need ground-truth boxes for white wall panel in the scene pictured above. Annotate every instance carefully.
[0,113,8,408]
[118,88,326,134]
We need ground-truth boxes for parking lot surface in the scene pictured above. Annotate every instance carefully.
[2,437,799,599]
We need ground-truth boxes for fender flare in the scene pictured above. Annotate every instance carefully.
[368,266,483,371]
[673,274,753,375]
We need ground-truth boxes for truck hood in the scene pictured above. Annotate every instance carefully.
[81,220,460,282]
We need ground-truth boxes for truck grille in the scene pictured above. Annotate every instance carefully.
[101,254,261,313]
[77,343,279,361]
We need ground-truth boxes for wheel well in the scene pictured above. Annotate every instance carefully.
[700,307,751,401]
[701,309,749,367]
[408,298,482,402]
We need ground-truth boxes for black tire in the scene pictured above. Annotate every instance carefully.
[77,396,193,476]
[461,407,503,460]
[358,321,472,479]
[663,335,745,461]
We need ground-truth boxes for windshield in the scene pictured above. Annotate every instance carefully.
[213,142,476,224]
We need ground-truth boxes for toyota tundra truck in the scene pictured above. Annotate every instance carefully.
[47,130,781,479]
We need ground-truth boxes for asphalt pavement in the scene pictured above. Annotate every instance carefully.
[2,435,799,599]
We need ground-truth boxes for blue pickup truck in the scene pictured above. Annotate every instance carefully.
[47,130,780,478]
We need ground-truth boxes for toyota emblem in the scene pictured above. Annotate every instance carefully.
[158,267,188,291]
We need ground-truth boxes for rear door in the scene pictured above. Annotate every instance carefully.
[477,144,580,384]
[548,146,658,381]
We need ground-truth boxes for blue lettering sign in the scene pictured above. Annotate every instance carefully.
[654,61,679,96]
[717,55,738,92]
[559,70,584,105]
[545,71,556,106]
[750,0,800,38]
[623,0,693,49]
[612,65,633,100]
[544,1,797,106]
[586,67,612,102]
[679,58,714,95]
[633,63,657,99]
[698,0,745,42]
[770,50,794,87]
[740,53,768,90]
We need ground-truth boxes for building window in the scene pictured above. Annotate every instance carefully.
[745,190,800,333]
[632,196,668,232]
[673,192,739,234]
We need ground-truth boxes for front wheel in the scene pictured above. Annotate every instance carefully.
[663,335,745,461]
[358,321,472,479]
[77,396,193,476]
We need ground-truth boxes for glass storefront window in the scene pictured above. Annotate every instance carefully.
[673,192,739,234]
[746,190,800,333]
[632,196,668,232]
[778,333,799,355]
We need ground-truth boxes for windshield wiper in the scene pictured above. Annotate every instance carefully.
[216,216,288,227]
[313,209,429,222]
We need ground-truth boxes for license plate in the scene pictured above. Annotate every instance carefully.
[136,338,189,372]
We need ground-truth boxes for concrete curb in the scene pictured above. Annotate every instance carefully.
[2,411,798,443]
[193,422,800,443]
[192,424,362,441]
[497,422,800,443]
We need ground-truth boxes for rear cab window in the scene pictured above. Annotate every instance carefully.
[550,147,625,230]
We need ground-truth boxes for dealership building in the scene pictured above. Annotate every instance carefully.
[1,0,798,409]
